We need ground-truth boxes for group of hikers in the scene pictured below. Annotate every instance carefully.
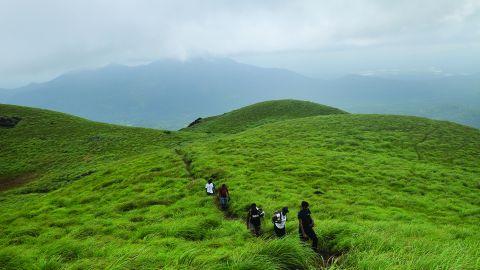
[205,179,230,210]
[205,180,318,250]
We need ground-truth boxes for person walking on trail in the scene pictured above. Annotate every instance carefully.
[205,179,215,195]
[272,207,289,237]
[298,201,318,251]
[218,184,230,210]
[247,203,265,236]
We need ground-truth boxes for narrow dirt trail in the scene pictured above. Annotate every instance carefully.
[175,148,240,219]
[414,127,438,160]
[174,148,197,189]
[174,148,342,269]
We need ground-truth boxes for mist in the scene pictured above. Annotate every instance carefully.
[1,0,479,87]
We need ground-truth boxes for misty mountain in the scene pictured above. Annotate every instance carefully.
[0,58,479,129]
[325,74,480,128]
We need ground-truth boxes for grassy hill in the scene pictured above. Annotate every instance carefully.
[1,101,479,269]
[0,104,194,192]
[184,99,347,133]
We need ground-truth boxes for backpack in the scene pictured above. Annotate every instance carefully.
[272,211,282,224]
[250,208,265,219]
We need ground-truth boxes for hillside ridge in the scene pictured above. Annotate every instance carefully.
[1,102,479,269]
[184,99,347,133]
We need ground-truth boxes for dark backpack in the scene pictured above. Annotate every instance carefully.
[272,211,282,224]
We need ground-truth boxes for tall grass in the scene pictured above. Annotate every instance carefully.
[1,103,479,269]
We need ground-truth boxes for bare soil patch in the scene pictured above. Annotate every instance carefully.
[0,173,37,191]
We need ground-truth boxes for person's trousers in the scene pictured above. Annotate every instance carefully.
[220,197,228,208]
[274,226,286,237]
[300,227,318,250]
[249,222,261,236]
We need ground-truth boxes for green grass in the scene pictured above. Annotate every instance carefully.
[184,99,347,133]
[1,101,479,269]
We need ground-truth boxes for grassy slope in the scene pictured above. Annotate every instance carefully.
[185,114,480,269]
[184,99,347,133]
[1,103,480,269]
[0,104,317,270]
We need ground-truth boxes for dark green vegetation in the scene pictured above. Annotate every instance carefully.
[185,100,346,133]
[0,116,21,128]
[1,100,479,269]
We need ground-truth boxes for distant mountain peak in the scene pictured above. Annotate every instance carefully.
[1,59,478,130]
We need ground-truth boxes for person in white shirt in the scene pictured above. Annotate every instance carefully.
[273,207,289,237]
[205,179,215,195]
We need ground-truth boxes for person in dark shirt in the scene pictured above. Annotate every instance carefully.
[247,203,265,236]
[298,201,318,251]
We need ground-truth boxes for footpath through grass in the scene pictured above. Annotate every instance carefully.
[183,114,480,269]
[1,102,480,269]
[0,104,319,269]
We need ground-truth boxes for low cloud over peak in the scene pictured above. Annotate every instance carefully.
[1,0,479,87]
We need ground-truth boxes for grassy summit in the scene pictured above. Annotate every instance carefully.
[184,99,347,133]
[0,101,479,269]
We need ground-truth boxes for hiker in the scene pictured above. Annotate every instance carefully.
[298,201,318,251]
[272,207,289,237]
[247,203,265,236]
[218,184,230,210]
[205,179,215,195]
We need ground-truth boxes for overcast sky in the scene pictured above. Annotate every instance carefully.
[1,0,479,88]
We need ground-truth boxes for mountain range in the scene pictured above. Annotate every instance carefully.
[1,58,479,129]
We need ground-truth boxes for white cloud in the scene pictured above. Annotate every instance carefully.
[0,0,479,87]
